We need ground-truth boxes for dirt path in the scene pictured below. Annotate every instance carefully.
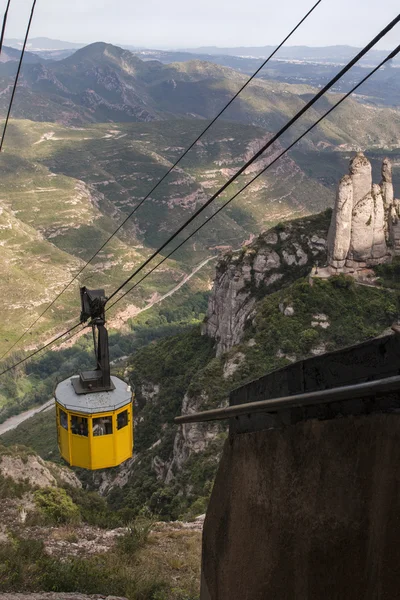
[0,398,54,436]
[108,255,217,329]
[57,255,217,348]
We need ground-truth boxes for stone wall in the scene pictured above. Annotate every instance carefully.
[201,333,400,599]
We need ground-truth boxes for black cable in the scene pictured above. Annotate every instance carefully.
[106,44,400,312]
[0,0,37,151]
[0,0,323,361]
[0,0,11,55]
[0,322,83,377]
[106,13,400,306]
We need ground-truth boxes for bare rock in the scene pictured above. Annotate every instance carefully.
[371,184,387,259]
[327,175,353,268]
[223,352,245,379]
[350,152,372,206]
[348,191,374,262]
[204,216,327,355]
[381,158,394,208]
[0,453,81,489]
[165,392,221,484]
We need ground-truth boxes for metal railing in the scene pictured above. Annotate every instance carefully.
[174,375,400,424]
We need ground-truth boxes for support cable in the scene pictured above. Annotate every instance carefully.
[106,14,400,305]
[0,0,11,55]
[105,43,400,312]
[0,322,83,378]
[0,0,37,151]
[0,0,323,360]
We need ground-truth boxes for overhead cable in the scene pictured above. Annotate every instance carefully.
[0,0,11,55]
[106,13,400,305]
[0,0,37,151]
[0,0,323,360]
[105,43,400,311]
[0,322,83,378]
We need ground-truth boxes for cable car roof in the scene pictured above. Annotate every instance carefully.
[55,375,131,414]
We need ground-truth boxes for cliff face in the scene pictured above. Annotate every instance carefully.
[203,212,330,356]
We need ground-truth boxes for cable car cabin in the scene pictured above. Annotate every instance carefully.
[55,376,133,470]
[55,287,134,470]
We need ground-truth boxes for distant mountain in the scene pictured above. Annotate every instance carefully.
[185,44,400,65]
[0,45,44,64]
[5,36,84,51]
[0,41,398,134]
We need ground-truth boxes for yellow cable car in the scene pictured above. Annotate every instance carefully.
[55,287,134,470]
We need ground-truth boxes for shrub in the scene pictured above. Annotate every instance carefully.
[0,473,31,499]
[34,488,80,525]
[330,273,354,289]
[116,517,154,555]
[299,328,319,352]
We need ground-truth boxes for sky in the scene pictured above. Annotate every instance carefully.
[3,0,400,50]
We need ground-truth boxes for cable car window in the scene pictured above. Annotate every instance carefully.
[93,416,113,436]
[59,409,68,430]
[71,415,88,436]
[117,410,128,430]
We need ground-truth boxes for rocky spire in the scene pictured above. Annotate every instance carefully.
[328,152,390,271]
[381,158,394,208]
[371,184,387,259]
[327,175,353,269]
[350,152,372,206]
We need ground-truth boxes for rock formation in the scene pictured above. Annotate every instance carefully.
[204,213,330,356]
[328,152,399,272]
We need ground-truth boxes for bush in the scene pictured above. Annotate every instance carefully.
[116,517,154,555]
[0,473,31,499]
[330,273,354,289]
[299,328,319,352]
[34,488,80,525]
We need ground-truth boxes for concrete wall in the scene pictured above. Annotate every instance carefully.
[201,333,400,599]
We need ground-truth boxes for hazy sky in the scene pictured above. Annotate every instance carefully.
[4,0,400,50]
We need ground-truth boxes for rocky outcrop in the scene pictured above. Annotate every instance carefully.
[327,175,353,269]
[165,392,220,484]
[328,152,399,271]
[381,158,394,209]
[0,450,81,489]
[204,212,330,356]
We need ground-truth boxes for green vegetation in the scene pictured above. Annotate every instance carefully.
[0,531,200,599]
[33,488,81,525]
[117,517,154,555]
[374,257,400,289]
